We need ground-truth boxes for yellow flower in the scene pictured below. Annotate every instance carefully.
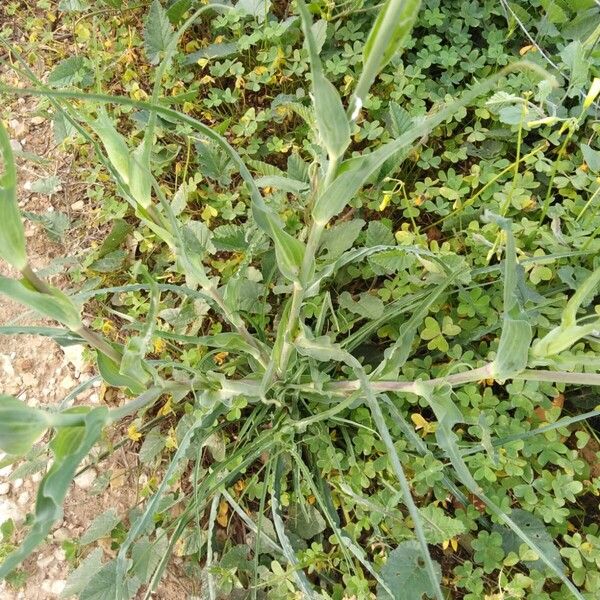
[217,499,229,527]
[201,205,218,225]
[153,337,166,354]
[127,423,142,442]
[158,397,174,417]
[411,413,436,437]
[442,538,459,552]
[214,351,229,365]
[165,428,178,450]
[378,192,392,211]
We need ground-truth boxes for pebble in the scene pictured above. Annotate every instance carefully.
[41,579,66,596]
[31,116,45,125]
[53,527,70,542]
[0,483,10,495]
[70,200,84,211]
[17,491,30,506]
[12,478,23,489]
[0,499,23,523]
[74,468,97,490]
[9,119,27,138]
[21,372,37,386]
[9,139,22,152]
[37,554,54,569]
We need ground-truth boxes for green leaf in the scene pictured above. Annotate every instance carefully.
[288,504,327,540]
[131,535,168,582]
[494,510,563,573]
[80,559,139,600]
[61,548,104,598]
[581,143,600,172]
[144,0,175,65]
[339,292,384,320]
[376,541,442,600]
[356,0,422,108]
[23,210,70,242]
[0,396,52,456]
[297,0,350,159]
[47,57,86,87]
[0,121,27,270]
[89,110,151,209]
[420,505,465,545]
[320,219,365,259]
[80,509,120,545]
[236,0,272,23]
[96,351,146,395]
[0,276,82,330]
[0,408,108,580]
[139,427,166,465]
[269,222,305,282]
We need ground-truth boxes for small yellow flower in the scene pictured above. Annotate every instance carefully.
[165,428,178,450]
[127,423,142,442]
[101,320,115,335]
[378,192,392,211]
[217,499,229,527]
[411,413,436,437]
[153,337,166,354]
[442,538,459,552]
[201,205,218,225]
[214,351,229,365]
[158,397,174,417]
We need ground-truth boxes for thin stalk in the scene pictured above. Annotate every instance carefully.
[276,158,340,376]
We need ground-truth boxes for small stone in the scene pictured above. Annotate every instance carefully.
[74,468,97,489]
[54,548,66,562]
[60,374,75,390]
[17,491,30,505]
[21,372,36,386]
[31,116,45,125]
[9,119,27,138]
[9,139,22,152]
[70,200,84,211]
[53,527,70,542]
[12,478,23,489]
[0,483,10,495]
[37,554,54,569]
[51,580,67,595]
[89,393,99,405]
[32,472,42,483]
[0,500,23,523]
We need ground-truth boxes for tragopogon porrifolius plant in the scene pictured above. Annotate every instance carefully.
[1,0,600,598]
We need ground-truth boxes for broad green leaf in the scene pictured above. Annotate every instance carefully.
[288,504,327,540]
[356,0,422,111]
[236,0,272,23]
[320,219,365,260]
[61,548,104,598]
[420,505,466,545]
[0,121,27,270]
[0,276,82,330]
[269,221,305,282]
[0,408,108,580]
[297,0,350,159]
[96,351,146,395]
[139,427,166,465]
[80,559,139,600]
[23,209,70,241]
[131,535,168,582]
[494,510,563,573]
[0,396,52,456]
[89,111,151,209]
[80,508,121,545]
[144,0,175,65]
[376,541,442,600]
[486,214,532,379]
[581,143,600,172]
[47,56,85,87]
[363,0,421,83]
[532,265,600,357]
[339,292,384,320]
[97,218,132,257]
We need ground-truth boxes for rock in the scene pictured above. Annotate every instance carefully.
[9,139,22,152]
[0,499,23,523]
[37,554,54,568]
[53,527,70,542]
[41,579,66,596]
[17,491,30,506]
[12,478,23,489]
[62,345,86,375]
[31,116,45,125]
[0,483,10,495]
[74,468,97,489]
[9,119,27,139]
[21,372,36,386]
[70,200,84,211]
